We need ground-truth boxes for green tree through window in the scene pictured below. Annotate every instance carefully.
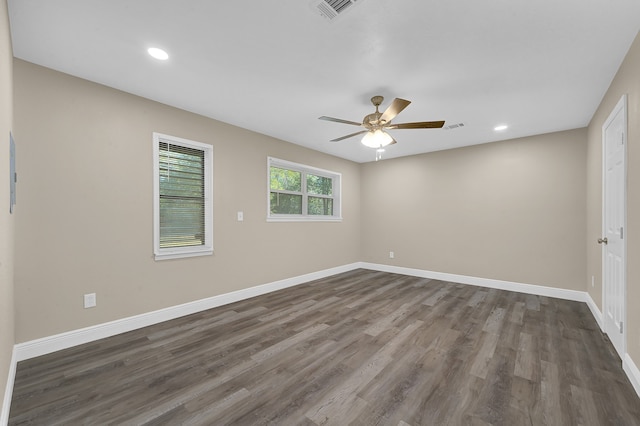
[268,158,341,220]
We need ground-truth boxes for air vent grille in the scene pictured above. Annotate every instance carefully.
[444,123,465,130]
[311,0,362,21]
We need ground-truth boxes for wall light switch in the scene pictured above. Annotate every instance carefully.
[84,293,96,308]
[237,211,244,221]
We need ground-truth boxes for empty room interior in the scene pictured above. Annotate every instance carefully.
[1,0,640,424]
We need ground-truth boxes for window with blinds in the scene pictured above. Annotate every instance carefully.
[153,133,213,260]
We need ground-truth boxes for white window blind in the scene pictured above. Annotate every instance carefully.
[153,133,213,260]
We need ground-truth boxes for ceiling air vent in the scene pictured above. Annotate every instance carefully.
[311,0,363,21]
[444,123,465,130]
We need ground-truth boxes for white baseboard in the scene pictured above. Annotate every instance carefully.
[1,347,17,426]
[360,262,588,303]
[11,262,596,362]
[584,291,604,331]
[585,293,640,400]
[14,263,362,362]
[623,354,640,399]
[586,294,640,400]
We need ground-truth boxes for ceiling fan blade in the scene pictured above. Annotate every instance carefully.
[318,116,363,126]
[330,130,368,142]
[379,98,411,124]
[387,120,445,129]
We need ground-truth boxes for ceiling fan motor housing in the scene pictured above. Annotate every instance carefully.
[364,95,385,128]
[364,112,383,128]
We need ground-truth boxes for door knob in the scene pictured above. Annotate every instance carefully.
[598,237,608,245]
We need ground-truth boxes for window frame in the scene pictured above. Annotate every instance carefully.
[267,157,342,222]
[153,132,214,260]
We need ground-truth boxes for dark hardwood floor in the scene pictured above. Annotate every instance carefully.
[9,269,640,425]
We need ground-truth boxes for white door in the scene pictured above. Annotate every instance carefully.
[601,94,627,359]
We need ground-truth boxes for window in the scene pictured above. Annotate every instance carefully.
[268,157,341,222]
[153,133,213,260]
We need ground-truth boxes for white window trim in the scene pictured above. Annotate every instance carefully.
[153,132,214,260]
[267,157,342,222]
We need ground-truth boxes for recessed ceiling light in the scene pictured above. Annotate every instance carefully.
[494,125,508,131]
[148,47,169,60]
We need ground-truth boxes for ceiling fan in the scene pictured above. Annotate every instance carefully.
[319,95,445,149]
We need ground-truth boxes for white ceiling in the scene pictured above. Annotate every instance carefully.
[8,0,640,163]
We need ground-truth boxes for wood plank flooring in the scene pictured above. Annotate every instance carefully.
[9,269,640,425]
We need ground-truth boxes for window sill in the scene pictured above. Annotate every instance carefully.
[154,249,213,261]
[267,216,343,223]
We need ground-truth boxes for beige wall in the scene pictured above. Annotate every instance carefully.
[13,60,361,342]
[0,0,14,415]
[587,31,640,365]
[361,129,587,290]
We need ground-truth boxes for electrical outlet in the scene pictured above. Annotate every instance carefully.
[237,211,244,221]
[84,293,96,309]
[389,251,394,259]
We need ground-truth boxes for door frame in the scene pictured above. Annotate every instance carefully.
[601,93,627,358]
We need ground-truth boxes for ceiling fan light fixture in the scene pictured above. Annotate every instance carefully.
[361,129,393,148]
